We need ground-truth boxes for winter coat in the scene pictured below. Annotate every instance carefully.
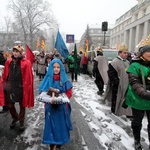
[125,61,150,110]
[81,55,88,65]
[5,57,23,102]
[37,56,46,74]
[93,55,108,85]
[3,57,34,108]
[68,55,74,69]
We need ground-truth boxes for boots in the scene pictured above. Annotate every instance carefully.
[147,125,150,150]
[134,140,142,150]
[19,121,25,131]
[10,118,19,128]
[131,124,142,150]
[50,145,56,150]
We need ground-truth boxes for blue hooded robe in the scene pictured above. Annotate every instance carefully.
[38,58,73,145]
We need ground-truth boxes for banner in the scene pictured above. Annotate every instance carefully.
[66,34,74,43]
[26,45,35,65]
[85,38,89,56]
[55,31,69,59]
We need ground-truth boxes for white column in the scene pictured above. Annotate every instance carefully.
[143,21,149,38]
[129,28,133,52]
[124,31,128,45]
[135,25,141,48]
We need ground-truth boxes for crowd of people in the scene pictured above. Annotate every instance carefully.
[0,40,150,150]
[101,43,150,150]
[0,46,88,150]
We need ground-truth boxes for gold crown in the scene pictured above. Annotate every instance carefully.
[138,34,150,48]
[13,45,24,54]
[119,45,128,51]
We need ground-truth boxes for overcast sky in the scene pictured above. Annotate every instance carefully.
[51,0,138,40]
[0,0,138,40]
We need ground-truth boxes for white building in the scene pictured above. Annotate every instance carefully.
[110,0,150,52]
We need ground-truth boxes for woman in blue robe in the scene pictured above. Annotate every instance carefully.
[38,58,73,150]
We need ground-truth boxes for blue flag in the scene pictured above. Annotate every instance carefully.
[55,31,69,59]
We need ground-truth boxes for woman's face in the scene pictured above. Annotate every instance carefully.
[53,62,60,74]
[142,51,150,61]
[13,49,21,58]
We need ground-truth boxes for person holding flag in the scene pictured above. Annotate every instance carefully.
[68,44,80,82]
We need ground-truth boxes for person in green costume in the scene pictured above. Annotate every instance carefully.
[125,42,150,150]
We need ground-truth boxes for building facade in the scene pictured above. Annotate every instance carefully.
[79,24,112,52]
[110,0,150,52]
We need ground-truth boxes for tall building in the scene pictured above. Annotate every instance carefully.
[110,0,150,52]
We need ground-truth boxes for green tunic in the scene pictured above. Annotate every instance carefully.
[125,62,150,110]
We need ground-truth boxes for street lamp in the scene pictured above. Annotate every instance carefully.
[102,21,108,46]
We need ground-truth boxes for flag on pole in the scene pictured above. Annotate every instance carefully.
[41,39,46,52]
[74,43,80,75]
[36,37,40,48]
[26,45,35,65]
[85,38,88,56]
[55,30,69,59]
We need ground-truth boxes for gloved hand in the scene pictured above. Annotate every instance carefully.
[47,87,60,97]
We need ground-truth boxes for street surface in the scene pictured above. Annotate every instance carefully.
[0,73,149,150]
[0,74,102,150]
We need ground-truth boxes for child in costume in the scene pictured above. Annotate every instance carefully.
[38,58,73,150]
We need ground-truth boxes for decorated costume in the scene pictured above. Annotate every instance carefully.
[38,58,73,147]
[0,65,4,106]
[104,45,132,116]
[125,38,150,149]
[93,48,108,95]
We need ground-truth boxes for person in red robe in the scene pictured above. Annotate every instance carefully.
[0,65,4,106]
[2,45,34,131]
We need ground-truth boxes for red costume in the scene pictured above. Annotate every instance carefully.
[0,77,4,106]
[3,58,34,108]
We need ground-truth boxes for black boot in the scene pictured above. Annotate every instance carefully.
[134,140,142,150]
[147,125,150,150]
[131,124,142,150]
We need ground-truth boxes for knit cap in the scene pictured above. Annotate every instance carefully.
[139,45,150,56]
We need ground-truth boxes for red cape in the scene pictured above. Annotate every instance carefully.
[0,78,4,106]
[3,58,34,108]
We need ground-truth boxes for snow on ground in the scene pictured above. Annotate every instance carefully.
[73,74,149,150]
[1,74,148,150]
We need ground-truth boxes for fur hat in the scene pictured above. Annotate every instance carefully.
[97,48,103,55]
[13,45,24,54]
[97,48,103,53]
[138,45,150,56]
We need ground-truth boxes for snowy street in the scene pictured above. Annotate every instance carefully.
[0,74,149,150]
[73,74,149,150]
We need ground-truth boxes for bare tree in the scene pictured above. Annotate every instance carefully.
[9,0,58,50]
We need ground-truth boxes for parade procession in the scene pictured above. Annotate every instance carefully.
[0,0,150,150]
